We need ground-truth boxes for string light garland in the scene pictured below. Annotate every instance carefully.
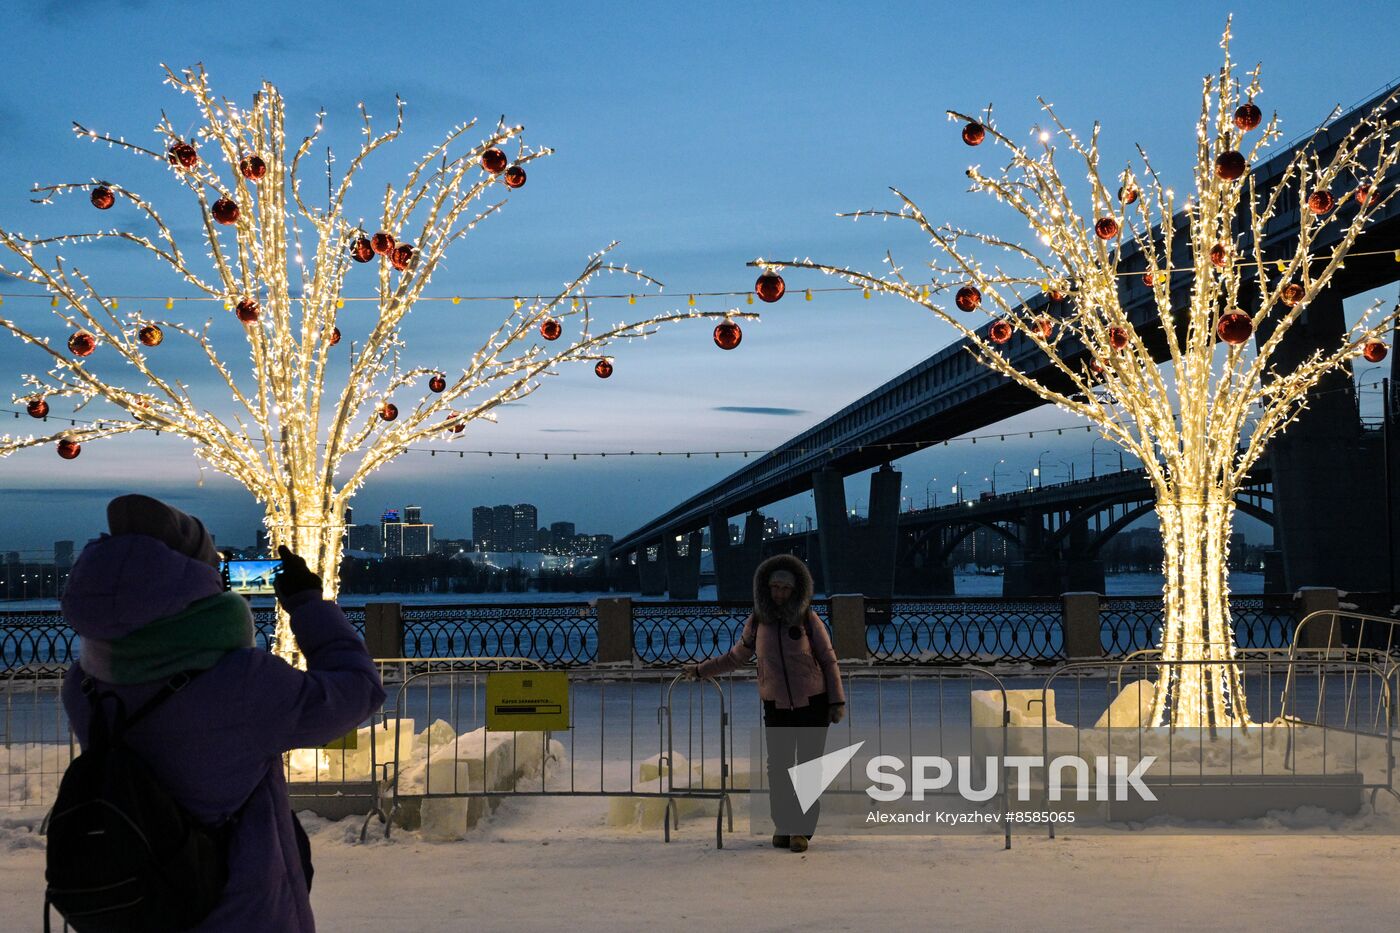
[0,66,757,666]
[754,23,1400,728]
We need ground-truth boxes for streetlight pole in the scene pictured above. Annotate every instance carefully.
[990,458,1006,495]
[1036,450,1051,489]
[925,477,938,509]
[1057,459,1075,482]
[1021,470,1034,490]
[954,470,968,503]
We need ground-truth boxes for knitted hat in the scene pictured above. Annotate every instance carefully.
[107,494,221,568]
[768,569,796,587]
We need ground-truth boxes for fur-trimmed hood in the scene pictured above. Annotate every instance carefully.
[752,553,814,627]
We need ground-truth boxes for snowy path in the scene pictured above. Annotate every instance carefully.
[10,795,1398,932]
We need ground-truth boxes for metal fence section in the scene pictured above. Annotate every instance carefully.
[1,612,76,674]
[1,667,75,809]
[871,600,1061,663]
[632,602,755,664]
[399,604,595,665]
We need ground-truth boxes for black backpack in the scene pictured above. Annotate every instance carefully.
[44,671,232,933]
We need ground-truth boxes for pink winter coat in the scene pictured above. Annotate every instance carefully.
[695,554,846,710]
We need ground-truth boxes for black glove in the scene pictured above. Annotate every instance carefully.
[274,545,321,607]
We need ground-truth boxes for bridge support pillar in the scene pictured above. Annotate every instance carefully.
[894,561,955,596]
[710,510,765,601]
[663,531,703,600]
[812,464,901,598]
[638,543,667,596]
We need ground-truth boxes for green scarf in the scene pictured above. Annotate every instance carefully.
[100,591,256,684]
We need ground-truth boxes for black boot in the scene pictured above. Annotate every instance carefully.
[789,835,809,853]
[771,834,790,848]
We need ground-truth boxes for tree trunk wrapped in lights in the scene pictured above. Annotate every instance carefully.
[759,26,1398,727]
[0,66,753,667]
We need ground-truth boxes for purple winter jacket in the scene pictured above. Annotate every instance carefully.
[60,534,386,932]
[695,553,846,709]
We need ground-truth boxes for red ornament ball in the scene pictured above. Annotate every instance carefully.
[1209,243,1229,268]
[1108,326,1129,350]
[1034,316,1055,340]
[1094,217,1120,240]
[1233,102,1263,132]
[90,186,115,210]
[503,166,527,189]
[540,318,563,341]
[57,439,81,460]
[594,359,613,379]
[448,416,465,434]
[1308,190,1335,215]
[168,141,199,169]
[329,326,341,346]
[1216,312,1253,346]
[1280,282,1305,307]
[351,236,375,263]
[1215,150,1247,181]
[961,122,986,146]
[235,298,260,323]
[68,331,96,357]
[755,272,785,303]
[138,323,163,347]
[428,373,447,393]
[713,320,742,350]
[212,198,240,225]
[371,232,395,255]
[1089,358,1106,375]
[1142,272,1156,288]
[391,244,415,271]
[481,148,508,174]
[989,320,1013,345]
[1363,340,1389,363]
[1356,184,1376,207]
[239,154,268,180]
[954,285,982,312]
[1048,289,1065,303]
[1118,186,1139,205]
[379,402,399,422]
[26,397,49,419]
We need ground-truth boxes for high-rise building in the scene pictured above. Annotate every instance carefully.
[549,522,575,550]
[762,516,780,540]
[512,503,538,552]
[347,524,383,554]
[401,523,432,557]
[536,527,552,552]
[255,528,269,555]
[344,506,353,525]
[472,507,495,551]
[492,505,515,552]
[381,509,403,557]
[405,505,422,525]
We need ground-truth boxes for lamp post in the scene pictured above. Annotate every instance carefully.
[925,477,939,509]
[1036,450,1052,489]
[1091,436,1105,478]
[990,458,1006,495]
[1021,469,1034,490]
[953,470,968,503]
[1057,459,1075,482]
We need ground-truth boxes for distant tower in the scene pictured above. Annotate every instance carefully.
[405,505,422,525]
[472,506,495,551]
[492,504,515,552]
[512,503,538,552]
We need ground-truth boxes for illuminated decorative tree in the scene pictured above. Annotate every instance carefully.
[0,66,751,666]
[759,27,1398,727]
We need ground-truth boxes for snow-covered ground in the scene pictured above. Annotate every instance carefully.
[4,794,1399,932]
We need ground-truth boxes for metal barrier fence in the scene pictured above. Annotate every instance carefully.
[872,600,1060,663]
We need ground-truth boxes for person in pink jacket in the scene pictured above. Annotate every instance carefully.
[684,553,845,852]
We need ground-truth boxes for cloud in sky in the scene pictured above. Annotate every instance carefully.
[713,406,807,416]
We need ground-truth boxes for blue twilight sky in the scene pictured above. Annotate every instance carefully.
[2,0,1398,555]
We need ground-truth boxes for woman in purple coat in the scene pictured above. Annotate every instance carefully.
[60,495,385,931]
[685,553,845,853]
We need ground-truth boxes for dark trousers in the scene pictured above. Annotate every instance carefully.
[763,693,830,837]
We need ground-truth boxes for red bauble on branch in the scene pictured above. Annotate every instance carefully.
[68,331,96,357]
[1216,312,1253,346]
[447,415,465,434]
[540,318,562,341]
[26,397,49,419]
[961,122,986,146]
[57,439,81,460]
[428,373,447,392]
[138,324,163,347]
[481,148,508,174]
[1280,282,1305,307]
[350,236,375,263]
[379,402,398,422]
[1233,102,1262,131]
[954,286,981,312]
[1108,327,1129,350]
[1215,150,1247,181]
[1118,186,1139,205]
[212,198,240,225]
[1308,190,1335,215]
[1209,244,1229,268]
[1142,272,1156,288]
[594,359,613,379]
[235,298,260,323]
[1363,340,1389,363]
[1356,184,1376,206]
[755,272,785,303]
[167,141,199,169]
[329,326,341,346]
[1094,217,1119,240]
[371,232,395,255]
[239,154,268,180]
[989,320,1013,344]
[503,166,527,189]
[1034,316,1055,339]
[713,320,742,350]
[90,186,115,210]
[391,244,415,271]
